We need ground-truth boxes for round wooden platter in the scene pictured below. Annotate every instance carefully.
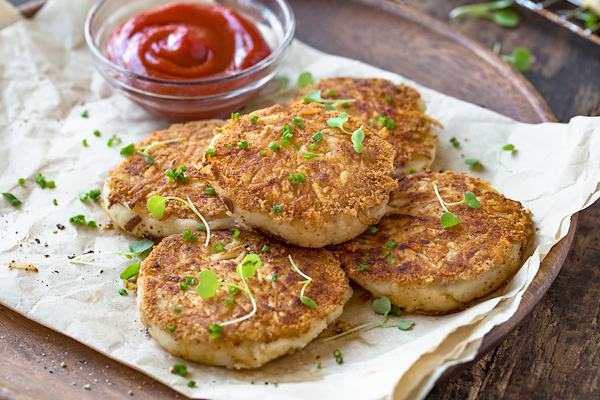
[2,0,575,399]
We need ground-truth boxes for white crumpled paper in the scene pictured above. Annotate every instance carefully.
[1,1,599,399]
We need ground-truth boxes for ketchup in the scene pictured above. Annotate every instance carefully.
[107,3,272,81]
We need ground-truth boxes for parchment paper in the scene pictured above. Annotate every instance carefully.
[1,1,600,399]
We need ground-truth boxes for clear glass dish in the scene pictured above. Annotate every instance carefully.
[85,0,295,121]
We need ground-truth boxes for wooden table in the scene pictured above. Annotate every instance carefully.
[3,1,600,399]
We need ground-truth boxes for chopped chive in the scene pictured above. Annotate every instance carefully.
[333,349,343,364]
[187,381,196,388]
[180,281,188,291]
[107,135,121,147]
[82,139,88,146]
[167,326,175,333]
[233,229,241,238]
[172,362,187,377]
[388,258,395,265]
[385,96,392,103]
[271,273,278,282]
[2,193,22,206]
[18,178,25,185]
[328,90,336,96]
[229,286,239,295]
[312,132,323,143]
[387,241,398,249]
[369,118,376,124]
[81,110,88,118]
[368,226,378,234]
[302,152,317,158]
[450,137,460,147]
[207,324,223,339]
[365,253,370,257]
[227,144,233,148]
[87,221,97,227]
[214,242,224,252]
[268,142,280,151]
[317,362,322,369]
[378,116,387,124]
[272,205,282,213]
[238,140,249,149]
[118,288,127,296]
[310,144,315,150]
[385,119,395,130]
[172,306,182,313]
[292,117,305,129]
[231,113,240,120]
[185,276,195,285]
[206,188,215,195]
[225,299,234,306]
[408,168,417,174]
[295,144,301,150]
[359,264,370,271]
[251,115,259,123]
[205,148,215,156]
[383,252,392,259]
[197,225,205,231]
[69,215,86,224]
[261,245,269,252]
[93,130,101,137]
[259,150,266,155]
[53,198,57,206]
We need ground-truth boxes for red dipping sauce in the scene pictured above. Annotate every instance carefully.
[107,2,272,81]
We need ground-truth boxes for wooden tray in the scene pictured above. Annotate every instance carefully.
[1,0,575,398]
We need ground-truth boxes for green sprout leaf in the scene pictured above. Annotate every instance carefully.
[196,269,220,298]
[465,158,480,166]
[120,263,140,280]
[119,138,184,163]
[492,8,520,27]
[120,144,136,157]
[440,212,460,228]
[372,296,392,316]
[297,72,314,88]
[502,47,531,72]
[463,192,481,209]
[300,90,356,108]
[396,320,415,330]
[301,296,318,310]
[147,195,167,219]
[237,254,261,278]
[351,128,365,153]
[503,144,515,151]
[449,0,519,28]
[327,113,350,133]
[128,239,154,255]
[576,10,599,29]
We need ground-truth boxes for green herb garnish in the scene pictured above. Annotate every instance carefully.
[82,139,88,147]
[107,135,121,147]
[359,264,370,271]
[268,142,280,151]
[250,115,259,124]
[238,140,249,149]
[213,242,224,252]
[450,137,460,147]
[231,113,240,120]
[287,173,306,184]
[261,245,269,252]
[323,296,414,342]
[35,174,54,189]
[205,188,214,195]
[300,90,356,108]
[180,281,188,291]
[297,72,314,88]
[79,189,101,202]
[87,221,97,227]
[69,215,86,224]
[172,363,187,377]
[168,326,175,333]
[272,205,282,213]
[2,193,22,206]
[120,138,183,162]
[292,117,305,129]
[53,198,57,206]
[408,168,417,174]
[18,178,25,185]
[271,273,278,282]
[205,148,215,156]
[302,152,317,158]
[81,110,88,118]
[196,254,262,337]
[434,184,481,228]
[288,255,317,309]
[165,165,189,183]
[501,47,531,72]
[182,229,198,242]
[368,226,378,234]
[147,195,211,246]
[333,349,343,364]
[118,288,127,296]
[233,229,241,238]
[449,0,520,28]
[465,144,516,170]
[93,130,101,137]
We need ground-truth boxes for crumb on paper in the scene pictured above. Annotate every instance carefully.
[5,261,38,272]
[124,280,138,291]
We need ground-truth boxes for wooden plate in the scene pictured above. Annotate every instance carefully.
[2,0,575,398]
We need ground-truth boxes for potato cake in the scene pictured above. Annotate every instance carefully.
[333,171,533,314]
[199,101,397,248]
[137,229,352,369]
[293,77,440,174]
[102,120,233,239]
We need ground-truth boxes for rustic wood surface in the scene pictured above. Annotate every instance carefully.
[2,0,598,399]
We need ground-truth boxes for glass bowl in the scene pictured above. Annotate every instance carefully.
[85,0,295,121]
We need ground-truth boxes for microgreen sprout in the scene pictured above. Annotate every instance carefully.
[296,72,314,88]
[120,138,184,163]
[164,165,189,183]
[196,254,262,337]
[288,255,317,310]
[72,238,154,281]
[465,144,517,171]
[147,195,211,247]
[2,193,22,206]
[326,113,365,153]
[433,184,481,228]
[449,0,520,28]
[323,296,414,342]
[300,90,356,108]
[107,135,121,147]
[501,47,531,72]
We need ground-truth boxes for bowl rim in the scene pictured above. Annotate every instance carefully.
[84,0,296,87]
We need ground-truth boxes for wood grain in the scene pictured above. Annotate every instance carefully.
[4,0,587,399]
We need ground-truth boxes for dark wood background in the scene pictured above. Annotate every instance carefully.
[3,0,600,399]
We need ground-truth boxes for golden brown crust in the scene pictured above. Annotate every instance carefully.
[201,102,397,225]
[333,171,533,296]
[137,229,349,343]
[105,120,229,222]
[293,77,438,172]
